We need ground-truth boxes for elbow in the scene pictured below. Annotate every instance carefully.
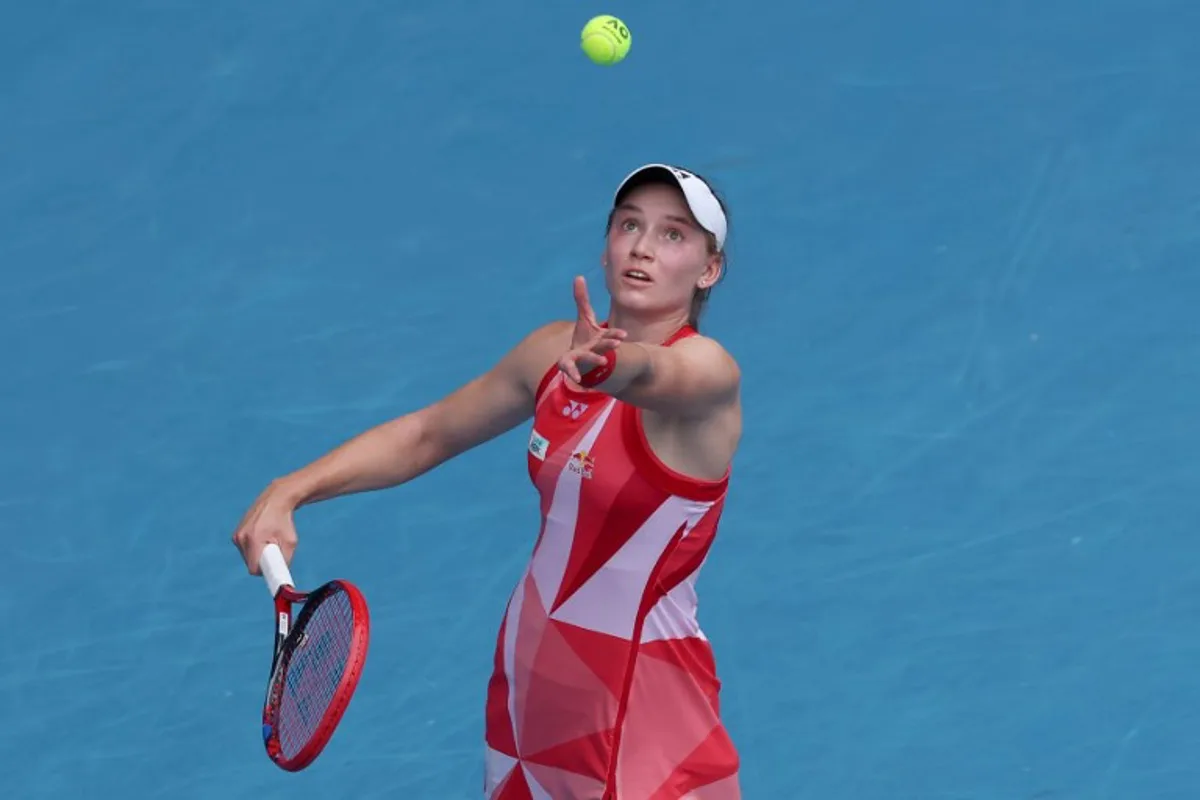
[387,407,446,475]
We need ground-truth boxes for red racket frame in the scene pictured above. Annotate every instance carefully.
[261,570,370,772]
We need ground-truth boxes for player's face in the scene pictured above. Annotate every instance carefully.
[603,183,721,319]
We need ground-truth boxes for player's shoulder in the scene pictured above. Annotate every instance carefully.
[495,319,571,355]
[497,319,574,387]
[676,330,733,355]
[530,319,576,342]
[674,332,741,377]
[517,319,574,356]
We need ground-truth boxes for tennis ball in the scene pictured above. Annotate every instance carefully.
[581,15,632,66]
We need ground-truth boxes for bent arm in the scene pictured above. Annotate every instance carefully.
[274,323,566,508]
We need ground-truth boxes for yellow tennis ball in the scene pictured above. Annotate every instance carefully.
[581,15,632,66]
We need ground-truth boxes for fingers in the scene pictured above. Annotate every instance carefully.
[596,328,627,348]
[247,540,271,577]
[232,525,265,576]
[556,351,582,383]
[559,356,583,384]
[231,518,258,573]
[558,351,586,384]
[231,489,298,577]
[241,536,297,576]
[557,328,627,383]
[573,276,596,326]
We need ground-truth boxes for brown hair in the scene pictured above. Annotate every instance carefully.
[606,167,729,331]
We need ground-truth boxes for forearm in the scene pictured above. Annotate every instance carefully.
[583,341,654,394]
[274,411,440,508]
[580,336,739,416]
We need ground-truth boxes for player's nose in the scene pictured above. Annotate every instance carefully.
[629,232,654,260]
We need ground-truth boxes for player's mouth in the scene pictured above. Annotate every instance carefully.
[622,269,653,283]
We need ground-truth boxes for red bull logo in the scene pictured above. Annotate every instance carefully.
[567,449,595,479]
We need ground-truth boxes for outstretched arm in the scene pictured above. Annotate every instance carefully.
[277,322,566,508]
[555,277,740,419]
[582,335,740,418]
[233,321,568,574]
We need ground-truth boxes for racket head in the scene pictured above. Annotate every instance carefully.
[262,579,370,771]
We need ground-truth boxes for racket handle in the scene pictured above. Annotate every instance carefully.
[260,543,294,598]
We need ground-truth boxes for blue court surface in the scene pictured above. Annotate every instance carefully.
[4,1,1200,797]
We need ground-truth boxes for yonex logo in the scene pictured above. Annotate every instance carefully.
[562,400,588,420]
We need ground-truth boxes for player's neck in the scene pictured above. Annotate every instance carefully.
[605,308,691,346]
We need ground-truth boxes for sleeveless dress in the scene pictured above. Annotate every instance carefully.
[483,325,742,799]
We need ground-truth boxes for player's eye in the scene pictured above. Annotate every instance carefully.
[620,218,638,232]
[665,228,684,241]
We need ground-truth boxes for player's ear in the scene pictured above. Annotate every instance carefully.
[698,251,723,289]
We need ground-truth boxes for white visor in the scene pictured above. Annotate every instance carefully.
[613,164,727,250]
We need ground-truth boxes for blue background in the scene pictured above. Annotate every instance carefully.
[4,1,1200,797]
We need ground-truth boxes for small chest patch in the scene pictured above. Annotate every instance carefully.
[528,429,550,461]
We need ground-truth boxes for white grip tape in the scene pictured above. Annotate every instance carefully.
[260,543,294,598]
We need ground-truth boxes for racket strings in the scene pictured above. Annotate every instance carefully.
[276,588,357,759]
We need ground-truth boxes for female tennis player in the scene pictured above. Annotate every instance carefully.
[232,163,743,799]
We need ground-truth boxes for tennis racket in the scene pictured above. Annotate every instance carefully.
[259,542,370,771]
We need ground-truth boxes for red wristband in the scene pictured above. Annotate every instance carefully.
[578,349,617,388]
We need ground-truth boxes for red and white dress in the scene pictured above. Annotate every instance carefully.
[483,326,741,799]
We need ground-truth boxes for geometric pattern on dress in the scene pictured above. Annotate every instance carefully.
[485,330,741,798]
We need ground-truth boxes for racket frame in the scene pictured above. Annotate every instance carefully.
[259,543,370,772]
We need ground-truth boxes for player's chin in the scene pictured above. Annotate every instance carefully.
[609,275,658,300]
[609,287,657,313]
[610,288,674,320]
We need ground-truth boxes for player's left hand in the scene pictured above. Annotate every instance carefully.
[558,276,626,384]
